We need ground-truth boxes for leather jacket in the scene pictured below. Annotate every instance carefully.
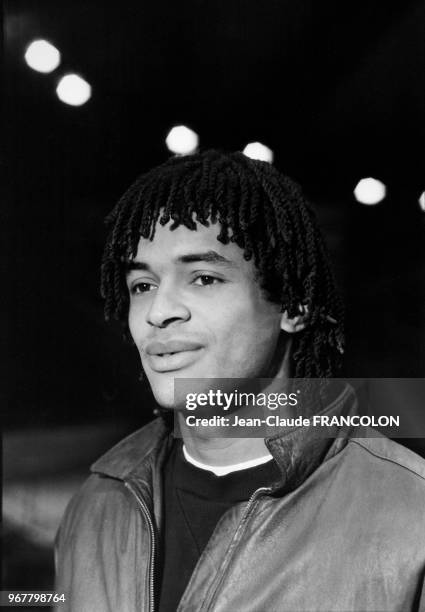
[55,385,425,611]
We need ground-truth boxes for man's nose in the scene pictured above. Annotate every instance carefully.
[146,285,190,328]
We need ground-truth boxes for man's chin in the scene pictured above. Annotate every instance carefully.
[149,383,188,411]
[153,398,187,411]
[146,369,199,411]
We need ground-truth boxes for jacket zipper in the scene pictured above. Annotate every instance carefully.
[125,481,156,612]
[203,485,273,611]
[240,486,272,524]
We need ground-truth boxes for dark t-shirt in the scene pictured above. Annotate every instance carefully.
[158,439,281,612]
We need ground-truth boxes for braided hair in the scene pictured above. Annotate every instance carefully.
[100,149,344,378]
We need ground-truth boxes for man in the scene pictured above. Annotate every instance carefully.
[55,150,425,611]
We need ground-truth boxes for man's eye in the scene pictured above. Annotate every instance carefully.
[130,282,155,294]
[193,275,222,287]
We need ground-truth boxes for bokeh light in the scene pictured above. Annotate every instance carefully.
[242,142,274,163]
[56,74,92,106]
[354,177,387,205]
[24,40,61,73]
[165,125,199,155]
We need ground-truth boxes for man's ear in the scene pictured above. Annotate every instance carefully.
[280,305,309,334]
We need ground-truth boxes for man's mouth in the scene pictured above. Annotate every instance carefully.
[144,340,204,373]
[145,348,203,373]
[145,339,203,356]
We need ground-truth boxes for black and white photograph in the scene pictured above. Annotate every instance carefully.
[3,1,425,611]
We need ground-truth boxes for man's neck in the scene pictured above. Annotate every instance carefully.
[177,343,292,467]
[178,427,271,467]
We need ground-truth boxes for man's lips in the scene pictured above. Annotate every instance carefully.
[143,339,204,373]
[145,339,204,356]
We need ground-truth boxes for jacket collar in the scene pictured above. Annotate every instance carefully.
[265,382,358,493]
[91,382,358,493]
[91,417,170,481]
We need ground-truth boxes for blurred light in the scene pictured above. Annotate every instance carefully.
[242,142,274,163]
[24,39,61,73]
[419,191,425,212]
[354,177,386,205]
[165,125,199,155]
[56,74,92,106]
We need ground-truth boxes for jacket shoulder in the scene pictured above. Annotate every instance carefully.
[348,434,425,482]
[55,473,131,552]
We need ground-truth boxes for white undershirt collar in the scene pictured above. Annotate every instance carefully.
[182,444,273,476]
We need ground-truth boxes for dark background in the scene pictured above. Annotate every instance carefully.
[2,0,425,595]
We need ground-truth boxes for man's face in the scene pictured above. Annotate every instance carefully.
[126,220,284,409]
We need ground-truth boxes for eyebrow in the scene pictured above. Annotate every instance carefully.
[125,250,237,274]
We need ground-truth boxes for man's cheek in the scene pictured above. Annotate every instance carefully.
[128,310,147,344]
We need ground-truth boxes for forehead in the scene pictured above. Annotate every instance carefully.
[131,220,251,270]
